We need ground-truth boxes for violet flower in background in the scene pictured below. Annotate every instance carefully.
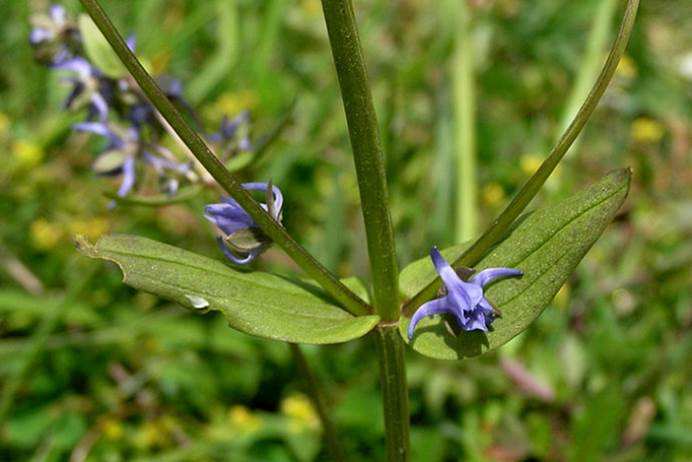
[407,247,522,340]
[54,57,110,121]
[74,122,140,197]
[30,5,201,200]
[74,121,193,197]
[29,4,78,64]
[208,111,253,160]
[205,183,284,264]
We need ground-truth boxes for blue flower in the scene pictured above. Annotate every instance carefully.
[74,121,193,198]
[54,57,110,121]
[407,247,522,340]
[74,122,139,197]
[30,5,78,64]
[30,5,67,45]
[208,111,252,160]
[204,183,283,264]
[142,148,194,195]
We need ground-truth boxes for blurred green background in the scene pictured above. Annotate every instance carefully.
[1,0,690,460]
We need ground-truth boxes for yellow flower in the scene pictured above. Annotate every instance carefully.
[30,219,63,250]
[482,182,505,207]
[616,55,637,79]
[520,154,543,176]
[0,112,10,137]
[281,393,319,430]
[228,405,262,433]
[630,117,665,144]
[209,91,257,121]
[134,419,172,449]
[101,418,124,441]
[300,0,321,16]
[12,140,44,168]
[68,217,110,241]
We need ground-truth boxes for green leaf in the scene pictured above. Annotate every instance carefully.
[78,14,127,78]
[226,151,255,172]
[399,169,631,359]
[77,234,379,344]
[92,150,126,173]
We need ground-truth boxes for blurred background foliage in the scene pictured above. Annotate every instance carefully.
[0,0,690,460]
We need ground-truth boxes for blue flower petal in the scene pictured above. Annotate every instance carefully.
[407,298,450,340]
[471,267,523,288]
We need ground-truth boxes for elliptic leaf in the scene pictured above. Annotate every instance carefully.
[77,234,379,344]
[78,14,127,78]
[399,169,631,359]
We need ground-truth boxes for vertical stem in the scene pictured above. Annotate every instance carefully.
[374,325,410,461]
[320,2,408,459]
[320,0,400,322]
[453,0,477,242]
[289,344,345,462]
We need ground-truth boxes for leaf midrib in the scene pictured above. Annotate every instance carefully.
[101,243,335,306]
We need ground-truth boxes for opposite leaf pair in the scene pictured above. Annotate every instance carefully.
[80,169,630,360]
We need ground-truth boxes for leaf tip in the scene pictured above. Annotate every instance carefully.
[74,234,97,258]
[608,167,632,187]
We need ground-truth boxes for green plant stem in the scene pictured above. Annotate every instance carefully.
[289,344,345,462]
[404,0,639,313]
[374,325,410,461]
[79,0,370,317]
[453,0,477,242]
[558,0,618,148]
[320,0,400,322]
[320,1,407,458]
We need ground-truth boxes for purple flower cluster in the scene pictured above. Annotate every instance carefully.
[32,4,279,265]
[30,4,252,200]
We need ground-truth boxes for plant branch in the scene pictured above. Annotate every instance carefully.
[79,0,370,317]
[404,0,639,312]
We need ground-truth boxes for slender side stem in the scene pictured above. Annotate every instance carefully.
[557,0,618,148]
[320,0,400,322]
[374,325,410,461]
[404,0,639,312]
[79,0,370,317]
[289,344,345,462]
[453,0,477,242]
